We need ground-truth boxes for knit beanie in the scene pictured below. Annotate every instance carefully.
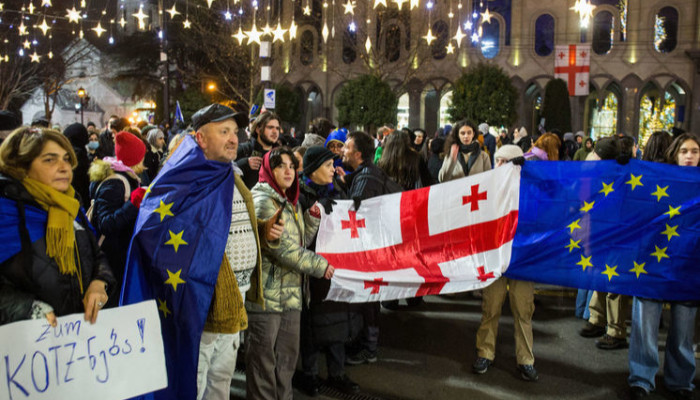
[494,144,524,161]
[115,131,147,167]
[593,136,620,160]
[303,146,335,177]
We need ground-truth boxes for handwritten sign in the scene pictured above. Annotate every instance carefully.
[0,300,166,400]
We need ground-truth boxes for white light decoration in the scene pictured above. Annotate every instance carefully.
[272,22,287,42]
[471,31,479,42]
[322,23,329,42]
[47,50,53,58]
[19,48,24,56]
[245,23,262,44]
[464,20,472,30]
[92,21,106,37]
[108,36,114,44]
[349,21,356,32]
[233,27,246,43]
[41,0,51,7]
[425,1,433,9]
[409,0,419,9]
[133,5,149,30]
[365,37,371,53]
[224,10,232,19]
[18,22,28,35]
[374,0,386,8]
[22,39,31,49]
[446,42,455,54]
[206,0,214,7]
[453,25,465,47]
[481,8,492,23]
[27,3,35,14]
[289,20,298,39]
[183,18,191,28]
[423,28,436,44]
[393,0,407,9]
[119,16,127,28]
[66,6,81,23]
[30,51,40,62]
[343,1,355,15]
[166,5,180,18]
[302,5,311,14]
[36,18,51,35]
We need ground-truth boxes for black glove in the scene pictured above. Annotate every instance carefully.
[616,154,631,165]
[510,156,525,166]
[318,198,337,215]
[353,197,362,212]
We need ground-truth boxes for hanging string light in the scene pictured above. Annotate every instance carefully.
[571,0,595,28]
[422,0,435,45]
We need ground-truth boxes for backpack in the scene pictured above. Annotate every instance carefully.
[85,173,131,225]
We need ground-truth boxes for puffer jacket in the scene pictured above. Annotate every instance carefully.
[247,182,328,313]
[438,150,491,182]
[0,175,116,324]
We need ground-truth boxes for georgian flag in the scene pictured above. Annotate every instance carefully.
[554,44,591,96]
[317,163,520,303]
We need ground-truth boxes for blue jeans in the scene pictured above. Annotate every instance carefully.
[628,297,697,392]
[575,289,594,319]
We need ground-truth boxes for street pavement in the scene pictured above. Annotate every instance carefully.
[231,287,699,399]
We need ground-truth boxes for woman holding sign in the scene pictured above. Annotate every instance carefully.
[0,127,115,327]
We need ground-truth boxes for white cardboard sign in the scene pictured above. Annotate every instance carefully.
[0,300,167,400]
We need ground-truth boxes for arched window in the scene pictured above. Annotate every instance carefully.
[654,7,678,53]
[300,30,314,65]
[534,14,554,56]
[639,89,676,147]
[430,20,449,60]
[592,11,614,55]
[397,93,409,129]
[439,90,452,128]
[343,26,357,64]
[480,19,500,59]
[590,91,619,139]
[385,24,401,62]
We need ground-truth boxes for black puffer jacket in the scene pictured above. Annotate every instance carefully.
[236,137,271,189]
[0,175,116,325]
[343,162,403,201]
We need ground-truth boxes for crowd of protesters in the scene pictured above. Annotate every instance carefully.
[0,105,698,400]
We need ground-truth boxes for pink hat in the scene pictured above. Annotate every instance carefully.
[115,131,146,167]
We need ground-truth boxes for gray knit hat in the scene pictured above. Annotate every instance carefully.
[494,144,524,162]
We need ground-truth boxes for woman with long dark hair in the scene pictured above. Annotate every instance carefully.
[378,131,433,190]
[438,120,491,182]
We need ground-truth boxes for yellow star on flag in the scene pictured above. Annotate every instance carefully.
[580,200,595,213]
[601,264,619,281]
[629,261,647,279]
[576,255,593,271]
[164,269,186,291]
[157,298,171,318]
[625,174,643,190]
[664,205,681,219]
[650,245,669,262]
[650,185,669,202]
[567,219,582,234]
[565,238,581,253]
[153,200,175,222]
[165,230,188,252]
[660,224,679,242]
[599,182,614,197]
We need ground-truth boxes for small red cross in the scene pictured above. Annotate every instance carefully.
[558,51,565,59]
[341,210,366,239]
[364,278,388,294]
[462,184,488,212]
[579,80,586,87]
[476,266,495,282]
[580,51,587,58]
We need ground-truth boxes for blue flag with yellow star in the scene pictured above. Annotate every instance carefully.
[506,159,700,301]
[120,135,234,399]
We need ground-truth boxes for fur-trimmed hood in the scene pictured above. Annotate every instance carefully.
[88,159,114,182]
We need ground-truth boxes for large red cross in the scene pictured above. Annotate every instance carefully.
[364,278,388,294]
[320,187,518,297]
[341,210,366,239]
[462,184,488,211]
[554,44,589,96]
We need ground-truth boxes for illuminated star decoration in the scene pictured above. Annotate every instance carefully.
[393,0,407,9]
[629,261,647,279]
[272,21,287,42]
[471,32,480,43]
[423,28,436,45]
[133,5,149,30]
[30,51,40,62]
[625,174,643,190]
[576,255,593,271]
[206,0,214,7]
[289,20,298,39]
[453,25,466,47]
[262,23,273,36]
[481,8,492,23]
[373,0,386,9]
[27,3,35,14]
[36,18,51,35]
[183,18,191,28]
[365,36,372,53]
[224,9,232,20]
[580,200,595,213]
[157,298,171,318]
[41,0,51,7]
[22,39,32,49]
[92,22,106,37]
[18,22,28,35]
[663,205,681,219]
[660,224,679,241]
[565,238,581,253]
[409,0,419,9]
[153,200,175,222]
[566,218,582,233]
[446,42,455,54]
[166,4,180,19]
[343,0,355,15]
[601,264,619,281]
[47,50,53,59]
[599,181,614,197]
[303,5,311,15]
[0,3,4,11]
[322,23,329,42]
[164,230,188,252]
[119,16,127,28]
[650,245,669,262]
[245,23,263,45]
[232,27,247,44]
[650,185,669,201]
[164,269,186,291]
[66,6,82,23]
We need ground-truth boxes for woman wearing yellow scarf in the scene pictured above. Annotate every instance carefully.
[0,127,115,327]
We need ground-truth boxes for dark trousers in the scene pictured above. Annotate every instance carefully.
[300,307,347,378]
[357,302,380,352]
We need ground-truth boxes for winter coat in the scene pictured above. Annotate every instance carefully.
[344,162,403,201]
[88,161,139,293]
[573,138,593,161]
[236,137,271,189]
[143,148,163,182]
[483,134,497,167]
[0,174,116,325]
[438,150,491,183]
[427,154,444,184]
[247,182,328,313]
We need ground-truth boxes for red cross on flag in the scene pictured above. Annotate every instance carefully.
[554,44,591,96]
[316,164,520,303]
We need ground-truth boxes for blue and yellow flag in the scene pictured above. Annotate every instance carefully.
[120,135,234,399]
[506,159,700,301]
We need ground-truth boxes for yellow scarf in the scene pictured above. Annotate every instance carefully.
[21,177,80,277]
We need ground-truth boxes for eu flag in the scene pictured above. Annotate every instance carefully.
[120,135,234,399]
[506,159,700,301]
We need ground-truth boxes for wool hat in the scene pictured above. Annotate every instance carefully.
[324,129,347,148]
[593,136,620,160]
[115,131,147,167]
[478,123,489,135]
[191,103,247,131]
[303,146,335,177]
[494,144,524,161]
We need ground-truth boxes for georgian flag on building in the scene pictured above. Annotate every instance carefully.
[317,164,520,303]
[554,44,591,96]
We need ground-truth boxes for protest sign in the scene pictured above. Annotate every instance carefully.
[0,300,166,400]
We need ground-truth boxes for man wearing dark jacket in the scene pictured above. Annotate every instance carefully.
[95,116,128,160]
[236,111,281,189]
[341,131,402,365]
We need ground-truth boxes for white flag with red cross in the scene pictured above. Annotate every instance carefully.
[316,163,520,303]
[554,44,591,96]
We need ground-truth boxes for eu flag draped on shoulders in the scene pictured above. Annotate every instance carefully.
[506,159,700,301]
[120,134,234,399]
